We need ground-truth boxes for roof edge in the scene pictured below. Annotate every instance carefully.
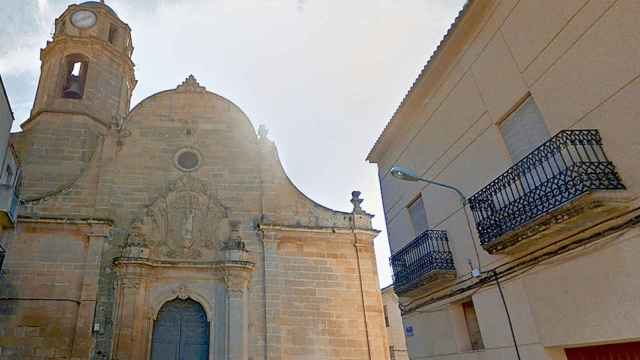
[367,0,475,163]
[0,75,15,123]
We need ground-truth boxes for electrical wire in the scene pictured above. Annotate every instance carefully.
[401,212,640,314]
[400,204,640,309]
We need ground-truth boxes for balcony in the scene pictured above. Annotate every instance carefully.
[468,129,626,254]
[390,230,456,295]
[0,184,19,227]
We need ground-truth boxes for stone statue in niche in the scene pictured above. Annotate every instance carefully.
[135,175,230,259]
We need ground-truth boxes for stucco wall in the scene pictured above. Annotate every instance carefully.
[381,287,409,360]
[371,0,640,359]
[0,78,13,167]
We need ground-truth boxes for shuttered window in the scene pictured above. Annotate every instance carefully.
[383,305,390,327]
[407,195,428,236]
[499,97,550,163]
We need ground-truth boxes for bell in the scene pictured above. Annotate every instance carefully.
[63,76,83,99]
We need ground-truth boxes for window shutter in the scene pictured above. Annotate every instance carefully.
[500,97,550,163]
[408,195,429,235]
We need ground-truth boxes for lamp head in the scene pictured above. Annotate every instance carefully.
[390,166,421,182]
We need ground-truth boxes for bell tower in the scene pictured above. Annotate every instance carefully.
[29,1,136,127]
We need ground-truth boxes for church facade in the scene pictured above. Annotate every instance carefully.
[0,2,388,360]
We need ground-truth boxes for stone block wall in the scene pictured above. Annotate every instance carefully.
[262,229,388,360]
[0,221,108,359]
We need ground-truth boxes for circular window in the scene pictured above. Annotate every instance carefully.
[174,148,201,172]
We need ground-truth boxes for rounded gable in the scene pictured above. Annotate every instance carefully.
[126,76,257,142]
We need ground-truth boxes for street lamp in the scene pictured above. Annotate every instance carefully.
[390,166,466,204]
[390,165,522,360]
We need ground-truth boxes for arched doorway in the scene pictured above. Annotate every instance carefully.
[151,298,209,359]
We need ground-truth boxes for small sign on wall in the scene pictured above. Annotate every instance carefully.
[405,325,414,337]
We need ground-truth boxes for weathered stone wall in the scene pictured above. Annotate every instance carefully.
[2,4,388,357]
[4,74,388,359]
[11,114,104,217]
[0,221,108,359]
[262,229,387,360]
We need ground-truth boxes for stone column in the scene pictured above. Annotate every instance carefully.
[71,223,110,359]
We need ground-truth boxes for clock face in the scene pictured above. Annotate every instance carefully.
[71,10,97,29]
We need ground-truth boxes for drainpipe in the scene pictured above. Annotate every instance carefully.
[350,191,373,360]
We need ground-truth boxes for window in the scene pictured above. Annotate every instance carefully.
[383,305,390,327]
[462,301,484,351]
[108,24,118,45]
[499,96,550,162]
[174,148,202,172]
[62,55,88,99]
[389,345,396,360]
[407,195,428,235]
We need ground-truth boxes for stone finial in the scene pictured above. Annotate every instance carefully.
[122,219,150,258]
[222,220,248,262]
[257,124,269,139]
[176,74,207,93]
[222,220,246,251]
[351,191,364,214]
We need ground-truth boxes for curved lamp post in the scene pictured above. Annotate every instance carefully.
[389,165,521,360]
[390,166,467,204]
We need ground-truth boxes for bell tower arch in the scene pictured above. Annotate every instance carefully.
[29,1,136,127]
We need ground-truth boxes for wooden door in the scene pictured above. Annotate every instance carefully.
[151,299,209,360]
[565,341,640,359]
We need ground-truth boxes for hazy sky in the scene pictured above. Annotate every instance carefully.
[1,0,466,287]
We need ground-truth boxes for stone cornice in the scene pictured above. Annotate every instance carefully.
[258,223,380,236]
[21,109,110,130]
[113,257,256,272]
[18,216,113,226]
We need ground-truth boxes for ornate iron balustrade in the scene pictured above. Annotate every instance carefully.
[390,230,455,294]
[468,129,625,246]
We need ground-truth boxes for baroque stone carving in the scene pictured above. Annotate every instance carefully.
[176,74,207,93]
[135,175,230,259]
[174,284,190,300]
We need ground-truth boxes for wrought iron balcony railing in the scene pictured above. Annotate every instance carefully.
[468,129,625,247]
[390,230,455,294]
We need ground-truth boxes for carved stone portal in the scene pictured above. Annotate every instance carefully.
[125,175,231,260]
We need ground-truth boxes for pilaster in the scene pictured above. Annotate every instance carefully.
[222,253,254,360]
[71,223,110,359]
[111,261,151,360]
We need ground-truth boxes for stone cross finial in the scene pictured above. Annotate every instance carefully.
[351,191,364,213]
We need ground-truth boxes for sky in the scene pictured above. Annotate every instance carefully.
[0,0,466,287]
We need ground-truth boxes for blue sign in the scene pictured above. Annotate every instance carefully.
[405,325,414,337]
